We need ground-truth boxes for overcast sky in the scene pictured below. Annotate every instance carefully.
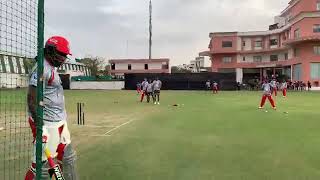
[45,0,289,65]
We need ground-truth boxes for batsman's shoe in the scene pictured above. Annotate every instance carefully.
[157,102,160,105]
[258,107,263,109]
[154,102,157,105]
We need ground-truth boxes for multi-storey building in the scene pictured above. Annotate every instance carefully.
[109,58,170,76]
[200,0,320,88]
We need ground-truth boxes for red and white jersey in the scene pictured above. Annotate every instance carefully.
[270,80,277,88]
[213,82,218,89]
[262,83,272,95]
[281,82,287,89]
[141,80,148,91]
[153,80,162,91]
[29,60,67,125]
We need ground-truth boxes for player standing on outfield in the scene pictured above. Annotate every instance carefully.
[281,80,288,98]
[136,82,142,94]
[259,80,276,110]
[205,80,211,91]
[25,36,78,180]
[146,79,154,103]
[152,77,162,105]
[140,78,148,102]
[212,81,218,94]
[270,78,277,96]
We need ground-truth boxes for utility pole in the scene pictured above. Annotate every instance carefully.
[149,0,152,60]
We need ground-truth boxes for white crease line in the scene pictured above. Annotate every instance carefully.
[104,119,135,135]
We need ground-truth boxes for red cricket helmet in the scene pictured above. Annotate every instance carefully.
[45,36,71,55]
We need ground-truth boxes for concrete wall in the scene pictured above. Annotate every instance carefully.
[242,38,252,51]
[291,17,320,38]
[210,35,238,53]
[287,0,318,18]
[132,63,144,70]
[115,63,129,70]
[70,81,125,90]
[238,53,288,63]
[148,63,162,69]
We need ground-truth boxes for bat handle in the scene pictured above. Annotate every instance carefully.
[44,148,56,168]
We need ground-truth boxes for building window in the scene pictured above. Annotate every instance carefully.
[111,63,115,70]
[293,64,302,80]
[270,39,278,46]
[162,62,169,69]
[285,53,288,60]
[222,41,232,48]
[294,29,300,38]
[313,24,320,33]
[242,56,246,61]
[270,55,278,62]
[242,41,246,47]
[317,1,320,10]
[128,64,132,70]
[253,56,262,63]
[222,57,232,63]
[310,63,320,79]
[314,46,320,55]
[144,64,148,70]
[294,48,299,57]
[255,41,262,47]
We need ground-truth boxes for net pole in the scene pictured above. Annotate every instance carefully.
[35,0,44,179]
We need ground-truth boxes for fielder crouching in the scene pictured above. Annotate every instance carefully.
[25,36,78,180]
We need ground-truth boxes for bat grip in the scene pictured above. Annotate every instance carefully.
[45,148,56,168]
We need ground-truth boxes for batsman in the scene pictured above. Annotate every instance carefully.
[25,36,78,180]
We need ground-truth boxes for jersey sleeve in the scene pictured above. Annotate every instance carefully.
[28,65,53,87]
[29,69,38,87]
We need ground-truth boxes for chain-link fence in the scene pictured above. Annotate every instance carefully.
[0,0,39,179]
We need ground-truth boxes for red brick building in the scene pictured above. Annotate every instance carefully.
[200,0,320,88]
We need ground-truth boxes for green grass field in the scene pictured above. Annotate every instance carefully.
[61,90,320,180]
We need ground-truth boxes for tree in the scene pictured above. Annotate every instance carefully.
[104,65,110,75]
[171,66,192,73]
[78,56,103,76]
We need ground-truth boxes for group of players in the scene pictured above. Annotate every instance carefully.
[205,80,219,94]
[259,78,288,110]
[137,78,162,104]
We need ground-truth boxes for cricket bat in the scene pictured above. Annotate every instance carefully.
[44,148,65,180]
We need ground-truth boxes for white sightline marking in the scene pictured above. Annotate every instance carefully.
[104,119,135,135]
[82,125,117,128]
[90,134,112,137]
